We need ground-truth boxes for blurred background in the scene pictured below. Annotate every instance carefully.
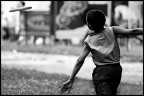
[1,1,143,47]
[1,1,143,95]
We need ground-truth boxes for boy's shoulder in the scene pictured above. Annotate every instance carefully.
[107,26,113,32]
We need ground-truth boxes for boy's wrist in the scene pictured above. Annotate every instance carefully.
[68,77,74,82]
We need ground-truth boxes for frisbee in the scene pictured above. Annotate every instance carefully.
[9,6,32,12]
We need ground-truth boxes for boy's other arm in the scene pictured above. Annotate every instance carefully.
[112,26,143,36]
[68,45,90,82]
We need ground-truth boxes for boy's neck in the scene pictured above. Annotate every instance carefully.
[88,28,105,36]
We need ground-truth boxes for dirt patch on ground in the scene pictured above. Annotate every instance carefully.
[1,51,143,85]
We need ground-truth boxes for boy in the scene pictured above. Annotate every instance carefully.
[59,9,143,95]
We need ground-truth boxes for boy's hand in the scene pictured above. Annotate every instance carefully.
[58,80,73,93]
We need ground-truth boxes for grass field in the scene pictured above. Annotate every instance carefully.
[1,66,143,95]
[1,39,143,95]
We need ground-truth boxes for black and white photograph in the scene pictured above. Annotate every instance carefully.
[1,1,143,95]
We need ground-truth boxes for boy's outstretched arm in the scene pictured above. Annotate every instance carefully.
[68,45,90,81]
[59,45,90,93]
[112,26,143,36]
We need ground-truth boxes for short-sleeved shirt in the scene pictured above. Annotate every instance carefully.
[84,27,120,65]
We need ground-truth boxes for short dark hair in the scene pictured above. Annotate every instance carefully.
[86,9,106,30]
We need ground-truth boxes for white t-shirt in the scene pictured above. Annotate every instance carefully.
[84,27,120,65]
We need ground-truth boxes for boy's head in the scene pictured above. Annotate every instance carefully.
[86,9,106,31]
